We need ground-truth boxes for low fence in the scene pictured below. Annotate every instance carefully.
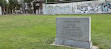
[43,1,111,15]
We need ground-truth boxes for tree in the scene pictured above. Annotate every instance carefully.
[47,0,55,2]
[24,0,34,3]
[8,0,19,13]
[0,0,7,6]
[0,0,7,14]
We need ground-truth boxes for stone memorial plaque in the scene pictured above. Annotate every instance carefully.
[55,17,92,49]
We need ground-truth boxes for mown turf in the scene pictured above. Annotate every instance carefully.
[0,14,111,49]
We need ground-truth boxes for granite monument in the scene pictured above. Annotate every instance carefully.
[55,17,92,49]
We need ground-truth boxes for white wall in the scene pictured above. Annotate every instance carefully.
[43,1,111,15]
[0,6,2,15]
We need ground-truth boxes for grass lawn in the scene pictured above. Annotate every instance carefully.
[0,14,111,49]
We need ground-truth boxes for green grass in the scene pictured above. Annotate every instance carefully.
[0,14,111,49]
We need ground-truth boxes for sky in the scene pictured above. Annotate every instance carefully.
[6,0,9,3]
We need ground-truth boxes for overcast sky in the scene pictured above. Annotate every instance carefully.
[6,0,9,3]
